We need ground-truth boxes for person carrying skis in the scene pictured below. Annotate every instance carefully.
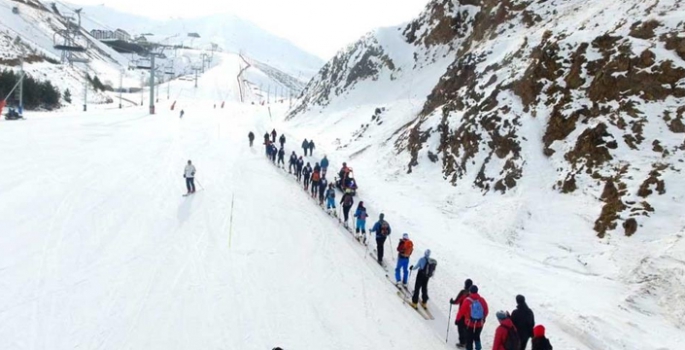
[354,201,368,243]
[248,131,255,147]
[326,183,336,211]
[289,152,298,174]
[183,160,196,194]
[458,285,489,350]
[303,162,312,190]
[321,155,329,177]
[370,213,391,264]
[318,176,328,205]
[308,139,315,156]
[302,139,309,155]
[340,189,354,227]
[493,311,520,350]
[395,233,414,286]
[531,325,553,350]
[409,249,436,309]
[279,134,286,148]
[511,295,535,350]
[296,156,304,182]
[311,168,321,198]
[271,129,277,143]
[277,147,285,167]
[450,279,474,348]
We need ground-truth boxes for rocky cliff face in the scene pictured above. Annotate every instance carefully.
[291,0,685,239]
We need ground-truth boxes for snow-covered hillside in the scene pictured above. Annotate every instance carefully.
[73,3,324,80]
[0,58,450,350]
[0,0,314,111]
[287,0,685,349]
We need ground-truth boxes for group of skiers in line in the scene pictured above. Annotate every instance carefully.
[255,129,438,319]
[447,279,553,350]
[254,129,553,350]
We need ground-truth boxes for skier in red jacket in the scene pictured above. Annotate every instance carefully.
[457,285,489,350]
[492,311,519,350]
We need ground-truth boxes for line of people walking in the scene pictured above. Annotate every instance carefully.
[254,128,554,350]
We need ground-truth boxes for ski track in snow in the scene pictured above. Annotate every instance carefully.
[0,59,451,350]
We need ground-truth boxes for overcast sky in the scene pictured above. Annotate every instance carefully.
[70,0,430,59]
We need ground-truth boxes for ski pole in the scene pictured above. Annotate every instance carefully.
[196,179,205,191]
[446,303,453,343]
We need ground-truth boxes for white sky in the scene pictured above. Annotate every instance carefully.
[70,0,430,59]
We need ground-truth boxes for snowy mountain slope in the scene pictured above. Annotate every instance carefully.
[0,63,451,349]
[286,0,685,349]
[73,4,324,80]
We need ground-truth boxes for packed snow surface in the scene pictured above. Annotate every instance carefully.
[0,60,449,350]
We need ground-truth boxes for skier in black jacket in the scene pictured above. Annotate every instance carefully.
[279,134,286,148]
[303,162,312,190]
[288,152,298,174]
[511,294,535,350]
[277,147,285,167]
[296,156,304,181]
[248,131,255,147]
[450,278,474,348]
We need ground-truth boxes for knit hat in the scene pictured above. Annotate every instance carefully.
[516,294,526,305]
[379,213,385,220]
[496,310,508,321]
[533,325,546,338]
[464,279,473,289]
[402,233,409,239]
[469,285,478,294]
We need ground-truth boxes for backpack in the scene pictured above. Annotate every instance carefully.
[312,172,320,181]
[468,297,484,321]
[399,240,414,257]
[504,326,521,350]
[343,194,353,206]
[380,221,389,236]
[425,258,436,277]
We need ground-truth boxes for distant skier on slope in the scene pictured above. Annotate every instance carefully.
[493,311,520,350]
[450,279,474,348]
[370,213,391,264]
[279,134,286,148]
[457,285,489,350]
[318,176,328,205]
[308,139,315,156]
[303,162,312,190]
[301,139,309,155]
[248,131,255,147]
[277,147,285,167]
[296,156,304,181]
[311,164,321,198]
[325,183,336,212]
[180,109,185,118]
[354,201,368,243]
[511,295,535,350]
[271,129,277,143]
[289,151,298,174]
[340,189,354,228]
[271,144,278,163]
[409,249,436,309]
[320,155,329,177]
[531,325,553,350]
[183,160,196,195]
[395,233,414,286]
[264,132,270,144]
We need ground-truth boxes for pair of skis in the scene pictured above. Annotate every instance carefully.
[385,275,435,320]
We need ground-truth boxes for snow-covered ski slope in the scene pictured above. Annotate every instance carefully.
[0,60,449,350]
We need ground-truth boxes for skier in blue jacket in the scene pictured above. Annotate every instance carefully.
[370,213,391,264]
[321,155,330,177]
[325,184,336,211]
[354,201,368,243]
